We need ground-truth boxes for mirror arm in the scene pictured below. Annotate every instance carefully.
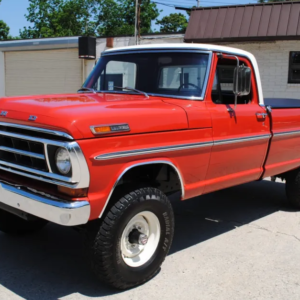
[234,56,239,110]
[219,53,239,110]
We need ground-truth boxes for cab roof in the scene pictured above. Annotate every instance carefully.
[103,43,253,59]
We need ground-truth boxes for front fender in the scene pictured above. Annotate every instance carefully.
[77,128,212,220]
[86,157,184,220]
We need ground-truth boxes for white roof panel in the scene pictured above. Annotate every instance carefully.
[104,43,253,57]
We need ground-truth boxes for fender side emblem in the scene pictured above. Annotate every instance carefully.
[29,115,37,121]
[0,111,7,117]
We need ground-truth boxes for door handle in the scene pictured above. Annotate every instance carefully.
[256,112,267,119]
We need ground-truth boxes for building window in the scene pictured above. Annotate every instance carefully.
[289,52,300,83]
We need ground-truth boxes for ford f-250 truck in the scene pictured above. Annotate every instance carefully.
[0,44,300,289]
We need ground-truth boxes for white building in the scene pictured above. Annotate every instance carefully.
[0,33,184,97]
[185,1,300,99]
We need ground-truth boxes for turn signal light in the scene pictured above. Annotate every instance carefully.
[58,186,88,197]
[90,123,130,135]
[93,126,111,133]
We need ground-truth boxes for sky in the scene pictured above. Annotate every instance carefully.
[0,0,259,38]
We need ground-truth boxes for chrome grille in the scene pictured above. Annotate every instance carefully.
[0,122,90,189]
[0,134,48,171]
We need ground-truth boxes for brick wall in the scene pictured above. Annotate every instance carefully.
[222,40,300,99]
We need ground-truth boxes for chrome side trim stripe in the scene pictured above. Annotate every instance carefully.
[0,146,45,160]
[214,134,271,146]
[0,122,73,140]
[273,130,300,137]
[95,141,213,160]
[98,133,271,218]
[95,134,271,161]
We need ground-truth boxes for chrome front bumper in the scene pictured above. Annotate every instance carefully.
[0,182,90,226]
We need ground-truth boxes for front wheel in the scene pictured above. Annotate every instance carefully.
[84,187,174,289]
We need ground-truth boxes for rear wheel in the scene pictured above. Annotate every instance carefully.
[285,169,300,209]
[0,209,48,235]
[84,187,174,289]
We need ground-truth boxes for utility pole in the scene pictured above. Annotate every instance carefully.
[134,0,138,45]
[197,0,200,7]
[134,0,142,45]
[137,0,142,43]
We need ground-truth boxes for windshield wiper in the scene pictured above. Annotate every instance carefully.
[77,87,97,94]
[114,86,149,99]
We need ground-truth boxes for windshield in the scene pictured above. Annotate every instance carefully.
[83,51,210,99]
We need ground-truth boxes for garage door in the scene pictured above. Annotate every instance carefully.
[5,49,82,96]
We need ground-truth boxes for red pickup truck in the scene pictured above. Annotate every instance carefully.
[0,44,299,289]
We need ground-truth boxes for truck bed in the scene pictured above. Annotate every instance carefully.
[263,101,300,178]
[264,98,300,109]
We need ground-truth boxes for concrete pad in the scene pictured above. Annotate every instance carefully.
[0,179,299,300]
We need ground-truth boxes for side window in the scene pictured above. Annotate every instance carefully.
[289,51,300,84]
[211,58,252,105]
[94,61,137,91]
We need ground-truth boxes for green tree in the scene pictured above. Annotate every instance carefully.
[93,0,127,36]
[0,20,10,40]
[156,13,188,33]
[95,0,159,36]
[20,0,160,38]
[20,0,95,38]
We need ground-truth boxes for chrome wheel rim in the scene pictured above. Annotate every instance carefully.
[120,211,161,267]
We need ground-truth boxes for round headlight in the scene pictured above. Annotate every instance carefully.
[55,148,71,175]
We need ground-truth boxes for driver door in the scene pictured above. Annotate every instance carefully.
[204,54,271,193]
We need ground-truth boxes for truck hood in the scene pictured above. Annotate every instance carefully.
[0,93,188,139]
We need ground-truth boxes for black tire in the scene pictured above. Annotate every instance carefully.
[0,209,48,235]
[84,187,174,290]
[286,169,300,209]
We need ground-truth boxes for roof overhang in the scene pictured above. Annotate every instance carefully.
[185,1,300,43]
[0,37,79,52]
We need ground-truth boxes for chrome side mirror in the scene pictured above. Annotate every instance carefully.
[233,65,251,96]
[217,53,252,110]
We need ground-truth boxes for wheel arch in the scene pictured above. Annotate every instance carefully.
[99,160,185,218]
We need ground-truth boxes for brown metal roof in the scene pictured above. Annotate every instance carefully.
[185,1,300,43]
